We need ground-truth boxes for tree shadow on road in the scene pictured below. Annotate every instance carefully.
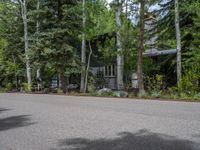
[0,115,36,131]
[54,129,199,150]
[0,107,11,114]
[192,134,200,138]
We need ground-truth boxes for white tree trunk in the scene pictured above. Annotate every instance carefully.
[36,0,41,91]
[20,0,32,91]
[80,0,86,93]
[175,0,182,83]
[84,41,93,93]
[115,0,124,90]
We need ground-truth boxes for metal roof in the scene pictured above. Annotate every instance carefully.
[143,48,177,56]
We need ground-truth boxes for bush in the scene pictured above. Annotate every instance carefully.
[169,67,200,98]
[5,83,13,91]
[138,90,148,98]
[97,91,113,97]
[57,88,63,94]
[87,74,95,93]
[145,74,164,96]
[0,83,14,92]
[151,91,161,98]
[0,88,9,92]
[177,71,199,96]
[21,83,31,92]
[193,93,200,100]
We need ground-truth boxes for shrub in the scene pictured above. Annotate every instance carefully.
[151,91,161,98]
[169,67,200,98]
[177,71,199,96]
[193,93,200,100]
[138,90,148,98]
[0,88,8,92]
[5,83,13,91]
[21,83,31,92]
[145,74,164,96]
[87,74,95,93]
[57,88,63,94]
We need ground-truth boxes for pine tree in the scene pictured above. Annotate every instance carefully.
[0,0,26,89]
[137,0,145,93]
[35,0,81,93]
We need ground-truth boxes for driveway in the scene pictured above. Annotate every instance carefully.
[0,93,200,150]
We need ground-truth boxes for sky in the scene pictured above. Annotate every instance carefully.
[106,0,113,3]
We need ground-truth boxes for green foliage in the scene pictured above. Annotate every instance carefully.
[145,74,163,97]
[181,1,200,71]
[150,91,161,98]
[96,91,114,97]
[178,74,199,95]
[57,88,63,94]
[85,0,115,38]
[0,0,200,101]
[0,83,13,92]
[5,83,13,91]
[22,83,31,92]
[193,93,200,100]
[138,90,148,98]
[169,66,200,97]
[165,64,200,100]
[87,74,95,93]
[0,88,7,93]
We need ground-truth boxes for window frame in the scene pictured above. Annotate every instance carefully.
[104,65,116,77]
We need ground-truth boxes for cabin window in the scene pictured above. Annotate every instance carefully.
[104,65,116,77]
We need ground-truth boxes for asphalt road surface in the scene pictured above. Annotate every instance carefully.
[0,93,200,150]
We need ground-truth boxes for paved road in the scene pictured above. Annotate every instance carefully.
[0,93,200,150]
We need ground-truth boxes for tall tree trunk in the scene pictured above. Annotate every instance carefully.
[125,0,128,19]
[60,69,67,94]
[115,0,124,90]
[84,41,93,93]
[20,0,32,91]
[175,0,181,83]
[80,0,86,93]
[36,0,41,91]
[36,68,41,91]
[137,0,145,93]
[12,54,18,90]
[36,0,40,39]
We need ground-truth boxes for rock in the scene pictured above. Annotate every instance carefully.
[113,91,128,98]
[97,88,112,94]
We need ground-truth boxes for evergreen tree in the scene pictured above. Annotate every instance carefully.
[35,0,81,93]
